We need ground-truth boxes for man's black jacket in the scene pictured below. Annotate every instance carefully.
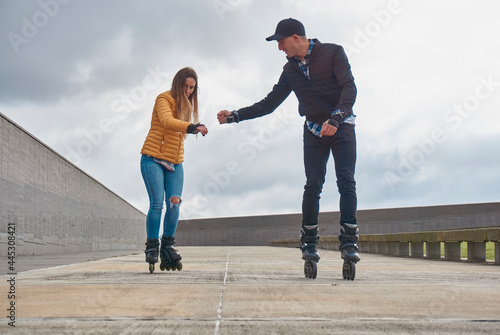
[237,39,357,125]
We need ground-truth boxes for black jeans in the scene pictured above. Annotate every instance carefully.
[302,123,357,234]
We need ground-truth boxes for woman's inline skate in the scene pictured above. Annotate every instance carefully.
[145,238,159,274]
[159,235,183,271]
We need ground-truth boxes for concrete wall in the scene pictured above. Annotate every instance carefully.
[176,202,500,246]
[0,113,146,256]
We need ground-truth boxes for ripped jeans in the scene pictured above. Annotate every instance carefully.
[140,154,183,239]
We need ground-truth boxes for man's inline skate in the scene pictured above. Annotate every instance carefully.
[144,238,159,274]
[300,234,320,279]
[159,235,183,271]
[339,222,360,280]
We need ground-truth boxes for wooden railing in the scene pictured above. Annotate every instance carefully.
[269,227,500,264]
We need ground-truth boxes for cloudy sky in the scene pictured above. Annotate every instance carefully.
[1,0,499,220]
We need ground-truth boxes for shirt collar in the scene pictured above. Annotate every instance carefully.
[295,39,314,63]
[306,39,315,55]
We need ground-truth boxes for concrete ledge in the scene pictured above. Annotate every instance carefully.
[357,228,500,243]
[270,227,500,264]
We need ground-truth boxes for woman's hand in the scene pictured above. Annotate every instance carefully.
[187,123,208,136]
[197,124,208,136]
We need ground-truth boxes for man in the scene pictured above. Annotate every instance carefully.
[217,18,360,266]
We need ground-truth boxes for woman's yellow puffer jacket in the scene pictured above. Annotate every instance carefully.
[141,91,191,164]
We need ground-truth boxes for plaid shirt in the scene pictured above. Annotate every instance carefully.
[297,40,324,136]
[296,39,314,80]
[306,120,322,136]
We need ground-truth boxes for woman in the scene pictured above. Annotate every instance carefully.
[140,67,208,273]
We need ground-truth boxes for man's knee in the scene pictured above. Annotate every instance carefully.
[336,179,356,193]
[304,180,324,197]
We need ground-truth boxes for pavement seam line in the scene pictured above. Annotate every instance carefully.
[214,247,231,335]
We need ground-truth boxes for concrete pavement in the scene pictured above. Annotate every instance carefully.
[2,246,500,334]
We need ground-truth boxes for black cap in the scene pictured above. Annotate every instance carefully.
[266,18,306,41]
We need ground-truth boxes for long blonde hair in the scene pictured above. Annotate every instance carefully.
[170,67,199,124]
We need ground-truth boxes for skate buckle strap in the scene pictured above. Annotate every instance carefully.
[340,222,359,234]
[300,234,320,244]
[299,242,317,251]
[301,225,319,236]
[341,242,359,252]
[343,223,358,229]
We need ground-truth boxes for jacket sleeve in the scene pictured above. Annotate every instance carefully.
[332,46,357,118]
[236,72,292,121]
[155,94,191,132]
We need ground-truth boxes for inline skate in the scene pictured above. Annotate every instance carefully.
[159,235,183,271]
[300,234,320,279]
[339,222,360,280]
[144,238,159,274]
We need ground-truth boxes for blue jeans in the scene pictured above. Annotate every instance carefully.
[140,154,184,239]
[302,123,357,235]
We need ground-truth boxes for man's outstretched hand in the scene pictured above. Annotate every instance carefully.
[217,110,232,124]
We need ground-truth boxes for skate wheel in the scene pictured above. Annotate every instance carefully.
[304,261,317,279]
[342,261,356,281]
[160,261,181,272]
[149,263,155,274]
